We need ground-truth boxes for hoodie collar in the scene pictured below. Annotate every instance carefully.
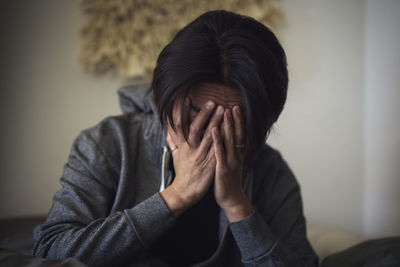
[118,83,167,165]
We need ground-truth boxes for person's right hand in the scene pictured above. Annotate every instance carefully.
[160,98,224,218]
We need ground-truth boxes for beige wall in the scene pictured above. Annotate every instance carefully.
[0,0,123,217]
[269,0,365,235]
[0,0,399,237]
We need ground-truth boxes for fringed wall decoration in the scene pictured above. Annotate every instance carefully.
[79,0,284,81]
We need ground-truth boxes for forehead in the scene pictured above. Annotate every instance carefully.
[188,83,242,108]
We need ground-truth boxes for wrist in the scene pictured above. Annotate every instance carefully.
[160,185,190,218]
[221,195,254,222]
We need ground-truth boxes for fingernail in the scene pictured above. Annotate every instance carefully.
[206,101,215,109]
[216,105,224,115]
[234,106,240,114]
[212,127,218,135]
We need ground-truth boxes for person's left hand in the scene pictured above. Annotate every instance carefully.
[212,106,254,222]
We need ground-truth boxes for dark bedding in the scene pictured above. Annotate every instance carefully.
[0,216,46,254]
[0,248,87,267]
[1,215,399,266]
[321,237,400,267]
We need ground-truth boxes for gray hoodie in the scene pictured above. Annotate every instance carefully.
[33,84,318,266]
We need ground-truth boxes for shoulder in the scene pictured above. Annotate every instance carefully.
[78,115,134,151]
[78,110,160,147]
[72,112,164,169]
[251,144,299,200]
[253,143,295,180]
[67,116,131,178]
[76,115,131,154]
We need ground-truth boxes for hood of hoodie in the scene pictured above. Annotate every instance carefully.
[117,83,158,115]
[118,83,167,166]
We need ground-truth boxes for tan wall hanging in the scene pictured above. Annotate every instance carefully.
[79,0,283,81]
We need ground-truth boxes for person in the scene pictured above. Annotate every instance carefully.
[33,10,318,267]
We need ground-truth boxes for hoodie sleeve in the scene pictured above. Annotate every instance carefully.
[32,128,176,266]
[228,152,319,267]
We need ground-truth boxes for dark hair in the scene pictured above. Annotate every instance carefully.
[152,10,288,155]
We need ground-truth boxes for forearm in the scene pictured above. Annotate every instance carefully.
[33,194,175,266]
[34,212,136,265]
[229,210,318,267]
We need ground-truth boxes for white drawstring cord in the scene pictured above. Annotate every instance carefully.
[159,146,169,192]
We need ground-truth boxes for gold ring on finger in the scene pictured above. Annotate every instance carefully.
[170,146,178,153]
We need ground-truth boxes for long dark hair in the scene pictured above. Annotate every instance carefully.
[152,10,288,155]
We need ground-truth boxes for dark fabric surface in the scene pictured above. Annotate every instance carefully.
[0,216,46,254]
[0,248,88,267]
[321,237,400,267]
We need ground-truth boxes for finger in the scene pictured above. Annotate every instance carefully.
[168,125,184,147]
[188,100,216,146]
[201,105,224,146]
[166,133,178,153]
[212,127,226,166]
[223,109,235,162]
[206,145,216,168]
[197,121,215,160]
[165,133,176,149]
[232,106,245,149]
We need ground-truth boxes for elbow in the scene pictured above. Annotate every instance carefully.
[32,225,66,259]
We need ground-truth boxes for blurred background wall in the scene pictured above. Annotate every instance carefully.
[0,0,399,237]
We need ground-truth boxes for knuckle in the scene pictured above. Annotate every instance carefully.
[202,131,211,141]
[190,124,198,134]
[188,138,197,148]
[216,147,224,157]
[199,108,208,118]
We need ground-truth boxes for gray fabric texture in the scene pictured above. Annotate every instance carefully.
[33,84,318,266]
